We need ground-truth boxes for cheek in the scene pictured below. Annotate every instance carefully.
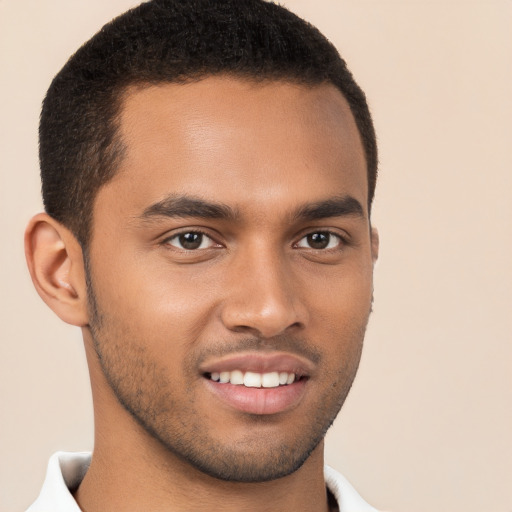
[90,253,220,346]
[302,264,373,360]
[302,260,374,316]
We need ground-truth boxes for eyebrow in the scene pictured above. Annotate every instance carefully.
[141,195,238,221]
[139,194,365,223]
[292,195,365,222]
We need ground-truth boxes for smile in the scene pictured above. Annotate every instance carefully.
[206,370,296,388]
[200,353,313,415]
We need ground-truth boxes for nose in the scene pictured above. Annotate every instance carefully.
[220,247,308,339]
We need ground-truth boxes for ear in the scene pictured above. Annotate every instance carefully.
[370,226,379,264]
[25,213,89,326]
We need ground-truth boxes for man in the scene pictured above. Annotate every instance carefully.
[24,0,379,510]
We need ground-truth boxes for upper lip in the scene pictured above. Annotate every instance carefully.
[199,351,315,377]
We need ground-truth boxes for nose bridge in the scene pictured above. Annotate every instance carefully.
[220,240,306,337]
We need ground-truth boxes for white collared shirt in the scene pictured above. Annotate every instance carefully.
[27,452,379,512]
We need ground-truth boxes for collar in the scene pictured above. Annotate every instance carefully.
[27,452,378,512]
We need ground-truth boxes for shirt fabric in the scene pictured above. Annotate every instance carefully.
[26,451,378,512]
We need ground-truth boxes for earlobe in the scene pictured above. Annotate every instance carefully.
[25,213,89,326]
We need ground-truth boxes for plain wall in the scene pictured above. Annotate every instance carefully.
[1,1,511,511]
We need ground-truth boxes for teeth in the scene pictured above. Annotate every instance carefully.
[244,372,262,388]
[208,370,296,387]
[261,372,280,388]
[230,370,244,385]
[219,371,230,383]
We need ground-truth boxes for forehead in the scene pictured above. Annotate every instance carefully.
[101,77,367,219]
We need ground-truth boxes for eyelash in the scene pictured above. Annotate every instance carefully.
[294,231,346,251]
[162,229,347,251]
[163,230,221,251]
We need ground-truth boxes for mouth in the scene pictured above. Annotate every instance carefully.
[200,353,313,415]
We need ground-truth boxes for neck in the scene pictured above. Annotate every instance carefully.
[77,337,331,512]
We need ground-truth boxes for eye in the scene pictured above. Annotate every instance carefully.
[295,231,343,250]
[165,231,218,250]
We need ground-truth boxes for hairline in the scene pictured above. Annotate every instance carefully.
[81,72,371,249]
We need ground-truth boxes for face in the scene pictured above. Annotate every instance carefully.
[85,77,377,482]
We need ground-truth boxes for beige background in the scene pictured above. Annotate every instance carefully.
[1,1,511,511]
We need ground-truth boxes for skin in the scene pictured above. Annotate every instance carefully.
[25,77,378,512]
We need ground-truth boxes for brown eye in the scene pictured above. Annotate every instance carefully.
[307,233,329,249]
[166,231,214,250]
[296,232,341,250]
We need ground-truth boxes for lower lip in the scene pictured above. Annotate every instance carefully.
[204,378,308,415]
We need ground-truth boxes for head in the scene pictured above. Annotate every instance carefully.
[27,0,379,485]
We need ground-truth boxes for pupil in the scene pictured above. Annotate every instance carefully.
[180,232,202,249]
[308,232,329,249]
